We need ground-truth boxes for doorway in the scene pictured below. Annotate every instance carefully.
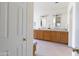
[33,2,72,56]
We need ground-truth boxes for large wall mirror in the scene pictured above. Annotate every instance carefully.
[55,15,61,27]
[40,14,62,29]
[40,16,47,28]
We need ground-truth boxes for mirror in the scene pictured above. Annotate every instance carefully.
[55,15,61,27]
[40,16,47,28]
[40,15,61,29]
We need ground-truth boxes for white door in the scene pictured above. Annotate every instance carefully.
[0,2,33,56]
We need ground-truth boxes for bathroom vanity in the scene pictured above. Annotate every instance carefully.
[33,29,68,44]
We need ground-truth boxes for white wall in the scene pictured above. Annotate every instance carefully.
[68,2,79,56]
[68,3,75,48]
[33,2,69,29]
[75,3,79,48]
[68,2,79,48]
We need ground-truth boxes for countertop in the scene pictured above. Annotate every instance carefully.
[33,28,68,32]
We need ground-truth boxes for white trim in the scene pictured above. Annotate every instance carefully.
[26,2,33,56]
[72,2,76,48]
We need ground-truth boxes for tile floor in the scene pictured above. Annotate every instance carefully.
[35,39,72,56]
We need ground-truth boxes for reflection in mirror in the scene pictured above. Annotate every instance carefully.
[55,15,61,27]
[40,16,47,28]
[53,14,61,28]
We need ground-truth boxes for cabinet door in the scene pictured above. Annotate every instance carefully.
[60,32,68,44]
[50,31,61,43]
[33,30,43,39]
[57,31,61,43]
[33,30,38,39]
[43,31,51,41]
[50,31,55,41]
[37,30,43,40]
[50,31,57,42]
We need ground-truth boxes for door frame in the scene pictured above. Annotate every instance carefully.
[26,2,33,56]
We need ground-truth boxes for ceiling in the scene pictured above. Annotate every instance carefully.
[34,2,69,16]
[34,2,69,10]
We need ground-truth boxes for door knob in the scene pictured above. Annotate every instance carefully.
[23,38,26,41]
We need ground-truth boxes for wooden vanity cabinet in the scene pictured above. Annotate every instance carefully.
[33,30,68,44]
